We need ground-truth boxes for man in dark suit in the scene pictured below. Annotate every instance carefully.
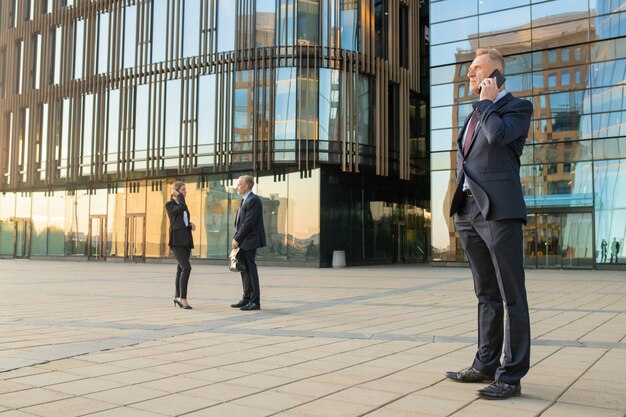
[445,48,533,400]
[231,175,266,311]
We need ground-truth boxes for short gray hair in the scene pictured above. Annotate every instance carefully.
[240,175,255,189]
[476,48,505,73]
[171,181,185,193]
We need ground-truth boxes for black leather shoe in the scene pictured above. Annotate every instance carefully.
[231,300,249,308]
[445,367,494,383]
[477,381,521,400]
[240,302,260,311]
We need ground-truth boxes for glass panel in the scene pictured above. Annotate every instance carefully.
[233,70,254,163]
[47,192,65,255]
[124,5,137,68]
[532,19,589,50]
[536,213,562,268]
[562,212,593,268]
[145,183,166,258]
[65,191,89,255]
[298,0,318,45]
[183,0,201,57]
[340,0,358,51]
[53,26,62,84]
[97,12,109,74]
[590,58,626,88]
[532,0,588,25]
[201,179,230,259]
[107,184,125,258]
[197,74,217,165]
[319,68,340,142]
[431,128,456,152]
[591,85,626,113]
[524,162,593,208]
[135,84,150,164]
[82,94,94,176]
[152,0,167,62]
[274,68,296,160]
[479,0,529,14]
[480,29,531,55]
[256,175,288,260]
[593,137,626,159]
[523,214,537,268]
[592,11,626,40]
[74,20,84,79]
[256,0,276,47]
[287,170,319,260]
[430,40,474,67]
[430,0,477,24]
[107,89,120,172]
[594,159,626,264]
[0,193,16,256]
[431,170,463,261]
[217,0,236,52]
[164,80,181,164]
[430,17,477,46]
[479,7,530,35]
[31,193,47,255]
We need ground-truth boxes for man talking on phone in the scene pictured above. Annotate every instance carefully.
[446,48,533,400]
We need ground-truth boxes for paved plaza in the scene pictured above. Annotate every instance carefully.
[0,260,625,417]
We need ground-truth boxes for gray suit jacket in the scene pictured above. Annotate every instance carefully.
[449,93,533,223]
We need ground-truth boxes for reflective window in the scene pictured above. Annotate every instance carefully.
[183,0,201,57]
[531,0,589,26]
[24,0,33,21]
[479,0,529,14]
[592,11,626,40]
[0,194,16,256]
[594,160,626,264]
[124,6,137,69]
[278,0,296,46]
[74,20,84,79]
[430,0,477,23]
[430,40,474,67]
[65,191,89,256]
[591,86,626,113]
[197,74,217,165]
[152,1,167,62]
[340,0,358,51]
[479,7,530,35]
[31,192,48,255]
[82,94,94,176]
[53,26,62,84]
[107,90,120,172]
[319,68,340,142]
[135,84,150,163]
[217,0,236,52]
[590,59,626,87]
[31,33,42,89]
[60,99,70,178]
[15,40,23,94]
[233,71,254,162]
[298,0,318,45]
[256,0,276,47]
[430,17,477,46]
[98,12,109,74]
[164,80,181,161]
[358,75,372,146]
[47,192,65,255]
[39,103,48,180]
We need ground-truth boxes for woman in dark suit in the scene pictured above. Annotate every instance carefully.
[165,181,195,309]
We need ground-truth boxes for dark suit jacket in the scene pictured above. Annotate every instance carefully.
[234,193,267,250]
[165,195,194,248]
[449,93,533,223]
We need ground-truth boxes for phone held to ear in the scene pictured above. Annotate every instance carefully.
[478,69,506,93]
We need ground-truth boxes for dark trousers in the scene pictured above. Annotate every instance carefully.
[172,246,192,299]
[454,196,531,385]
[240,248,260,304]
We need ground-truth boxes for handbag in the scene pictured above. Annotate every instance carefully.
[228,248,247,272]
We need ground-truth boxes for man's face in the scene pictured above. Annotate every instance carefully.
[468,54,498,95]
[236,178,247,196]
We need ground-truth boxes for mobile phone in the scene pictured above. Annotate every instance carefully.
[479,69,506,92]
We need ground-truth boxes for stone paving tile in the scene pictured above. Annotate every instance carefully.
[1,261,626,416]
[20,396,116,417]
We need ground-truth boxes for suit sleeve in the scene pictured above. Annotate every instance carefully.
[234,197,261,243]
[473,98,533,147]
[165,195,188,216]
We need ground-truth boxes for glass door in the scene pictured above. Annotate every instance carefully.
[88,216,107,261]
[524,212,593,269]
[14,219,31,258]
[125,214,145,262]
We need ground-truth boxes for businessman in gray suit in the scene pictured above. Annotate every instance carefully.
[231,175,266,311]
[445,48,533,400]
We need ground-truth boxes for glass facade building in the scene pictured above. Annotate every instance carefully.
[0,0,430,266]
[430,0,626,268]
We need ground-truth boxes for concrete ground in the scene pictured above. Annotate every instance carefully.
[0,260,625,417]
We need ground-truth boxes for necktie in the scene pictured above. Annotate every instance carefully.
[463,111,478,155]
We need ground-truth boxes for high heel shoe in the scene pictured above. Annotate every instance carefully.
[173,299,183,308]
[181,305,193,310]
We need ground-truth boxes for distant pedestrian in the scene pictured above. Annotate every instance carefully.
[601,239,608,263]
[610,238,618,263]
[166,181,196,309]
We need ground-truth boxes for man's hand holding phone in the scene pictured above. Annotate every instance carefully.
[479,69,505,102]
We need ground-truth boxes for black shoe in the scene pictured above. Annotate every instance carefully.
[477,381,521,400]
[445,367,494,383]
[231,300,249,308]
[181,304,193,310]
[173,299,183,308]
[240,302,260,311]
